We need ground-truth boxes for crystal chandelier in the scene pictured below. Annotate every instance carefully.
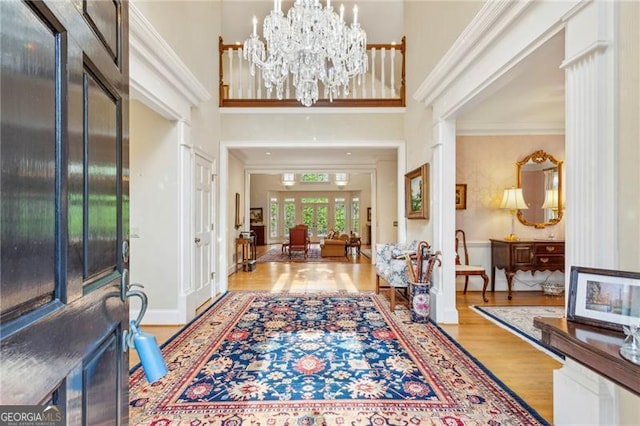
[243,0,368,107]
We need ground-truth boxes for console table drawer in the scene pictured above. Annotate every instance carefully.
[534,243,564,255]
[533,254,564,267]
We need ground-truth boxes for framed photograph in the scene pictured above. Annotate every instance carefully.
[567,266,640,331]
[249,207,263,224]
[404,163,429,220]
[455,184,467,210]
[367,207,372,222]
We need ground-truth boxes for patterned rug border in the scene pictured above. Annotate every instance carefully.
[129,292,551,425]
[428,317,550,425]
[471,305,565,361]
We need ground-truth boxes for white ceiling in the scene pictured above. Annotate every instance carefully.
[223,2,566,166]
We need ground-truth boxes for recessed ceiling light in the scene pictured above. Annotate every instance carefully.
[265,152,271,155]
[346,152,352,155]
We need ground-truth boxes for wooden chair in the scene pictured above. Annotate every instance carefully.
[455,229,489,302]
[288,226,309,259]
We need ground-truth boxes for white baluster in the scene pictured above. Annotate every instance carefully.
[362,52,367,98]
[371,48,376,98]
[237,48,243,99]
[228,49,233,99]
[390,45,396,98]
[381,48,386,98]
[285,74,290,99]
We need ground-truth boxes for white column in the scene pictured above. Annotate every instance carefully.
[177,120,196,323]
[554,1,639,424]
[430,119,458,324]
[562,0,617,271]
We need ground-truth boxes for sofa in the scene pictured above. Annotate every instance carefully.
[320,231,348,257]
[375,241,418,312]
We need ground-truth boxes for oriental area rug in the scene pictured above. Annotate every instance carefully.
[471,305,566,360]
[129,292,549,425]
[256,245,350,263]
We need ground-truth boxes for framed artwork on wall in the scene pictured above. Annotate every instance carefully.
[567,266,640,332]
[456,184,467,210]
[404,163,429,220]
[250,207,263,224]
[367,207,372,222]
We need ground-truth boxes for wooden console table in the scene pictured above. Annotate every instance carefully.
[235,236,256,272]
[490,239,564,299]
[534,317,640,396]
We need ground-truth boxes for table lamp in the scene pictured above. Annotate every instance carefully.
[500,187,528,241]
[541,188,559,219]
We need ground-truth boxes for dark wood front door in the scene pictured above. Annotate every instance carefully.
[1,0,130,422]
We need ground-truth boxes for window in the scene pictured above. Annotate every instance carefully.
[351,197,360,235]
[334,197,346,233]
[335,173,349,186]
[269,197,278,238]
[282,173,296,186]
[284,197,296,231]
[300,173,329,183]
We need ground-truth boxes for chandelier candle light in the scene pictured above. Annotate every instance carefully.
[243,0,368,107]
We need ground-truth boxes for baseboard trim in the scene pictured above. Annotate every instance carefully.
[131,308,183,325]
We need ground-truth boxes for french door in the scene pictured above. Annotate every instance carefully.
[1,0,129,422]
[302,198,329,239]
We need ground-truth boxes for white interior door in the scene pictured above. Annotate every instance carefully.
[194,154,213,308]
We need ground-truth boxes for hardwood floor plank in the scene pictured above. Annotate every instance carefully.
[130,247,562,423]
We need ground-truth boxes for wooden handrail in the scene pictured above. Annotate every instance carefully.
[218,36,406,108]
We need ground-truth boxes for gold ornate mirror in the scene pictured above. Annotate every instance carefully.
[516,150,563,228]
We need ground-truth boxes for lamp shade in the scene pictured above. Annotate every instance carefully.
[500,188,528,210]
[541,189,558,209]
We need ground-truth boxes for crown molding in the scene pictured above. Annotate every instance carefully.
[129,3,211,121]
[413,0,528,107]
[456,120,565,136]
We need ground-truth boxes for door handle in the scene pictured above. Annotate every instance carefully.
[195,237,201,244]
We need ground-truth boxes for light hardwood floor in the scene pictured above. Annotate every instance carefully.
[131,245,563,423]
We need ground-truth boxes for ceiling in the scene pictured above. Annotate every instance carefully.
[223,2,566,167]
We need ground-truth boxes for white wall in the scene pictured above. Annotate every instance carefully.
[227,152,245,274]
[129,100,179,310]
[403,1,484,246]
[376,160,398,243]
[618,0,640,272]
[456,135,566,241]
[130,0,220,322]
[617,2,640,422]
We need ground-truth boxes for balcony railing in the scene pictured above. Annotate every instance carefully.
[219,36,406,108]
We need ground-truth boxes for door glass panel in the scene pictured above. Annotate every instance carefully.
[316,205,328,237]
[302,205,314,236]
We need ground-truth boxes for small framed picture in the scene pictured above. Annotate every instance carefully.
[367,207,372,222]
[404,163,429,220]
[567,266,640,331]
[249,207,263,224]
[455,184,467,210]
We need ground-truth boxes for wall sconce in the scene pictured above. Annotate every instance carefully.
[500,187,528,241]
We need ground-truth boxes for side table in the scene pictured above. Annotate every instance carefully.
[346,237,361,257]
